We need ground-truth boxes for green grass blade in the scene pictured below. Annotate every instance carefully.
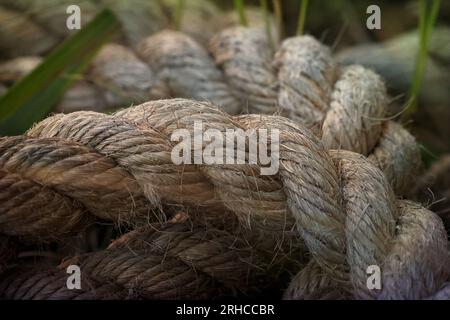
[272,0,283,40]
[405,0,441,117]
[174,0,186,30]
[0,9,121,135]
[234,0,248,26]
[426,0,441,40]
[260,0,275,50]
[297,0,309,35]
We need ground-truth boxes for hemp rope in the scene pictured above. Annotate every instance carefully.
[135,27,422,196]
[0,223,274,299]
[0,25,421,196]
[0,98,448,299]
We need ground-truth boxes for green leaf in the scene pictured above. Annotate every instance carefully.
[0,8,121,135]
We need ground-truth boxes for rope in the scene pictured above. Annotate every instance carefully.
[55,26,421,195]
[137,27,422,195]
[0,0,269,58]
[0,223,275,299]
[0,98,448,299]
[1,24,422,194]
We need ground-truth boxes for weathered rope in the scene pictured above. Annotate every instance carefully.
[1,26,421,196]
[0,223,275,299]
[136,27,421,195]
[86,44,169,109]
[284,200,450,299]
[0,98,448,299]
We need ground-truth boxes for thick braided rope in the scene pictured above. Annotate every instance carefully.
[0,223,274,299]
[0,25,421,195]
[37,26,420,196]
[135,27,421,195]
[0,98,448,299]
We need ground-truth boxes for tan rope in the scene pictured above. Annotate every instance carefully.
[0,25,422,194]
[0,223,275,299]
[0,98,448,299]
[136,27,421,195]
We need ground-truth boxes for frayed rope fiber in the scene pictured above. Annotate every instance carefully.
[1,98,449,299]
[59,26,421,195]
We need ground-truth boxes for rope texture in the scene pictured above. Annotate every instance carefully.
[0,24,421,196]
[0,98,448,299]
[63,26,422,195]
[0,223,274,299]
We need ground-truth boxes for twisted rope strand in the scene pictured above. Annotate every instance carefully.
[0,224,275,299]
[0,98,447,299]
[136,27,421,195]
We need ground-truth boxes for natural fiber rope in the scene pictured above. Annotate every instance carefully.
[128,27,423,195]
[0,223,274,299]
[1,26,421,196]
[0,98,448,299]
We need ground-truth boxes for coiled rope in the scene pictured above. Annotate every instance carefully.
[1,25,421,197]
[57,26,421,195]
[0,98,448,299]
[138,27,423,196]
[0,223,274,299]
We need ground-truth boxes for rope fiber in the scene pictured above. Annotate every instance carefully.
[0,98,448,299]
